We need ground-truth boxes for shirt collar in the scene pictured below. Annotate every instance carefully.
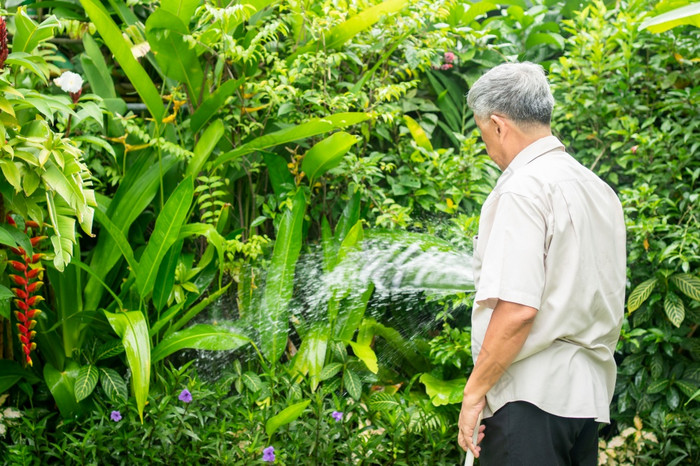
[497,136,565,185]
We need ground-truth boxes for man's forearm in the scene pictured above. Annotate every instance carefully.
[464,299,537,400]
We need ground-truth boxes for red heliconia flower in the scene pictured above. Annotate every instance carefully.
[4,216,46,367]
[0,17,8,70]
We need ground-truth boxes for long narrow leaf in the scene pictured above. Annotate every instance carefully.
[190,78,243,134]
[260,190,306,362]
[104,311,151,423]
[152,324,251,363]
[136,177,194,300]
[80,0,165,121]
[301,132,359,184]
[185,120,225,180]
[265,400,311,437]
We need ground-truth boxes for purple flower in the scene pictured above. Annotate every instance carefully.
[262,446,275,462]
[110,410,122,422]
[178,388,192,403]
[332,411,343,422]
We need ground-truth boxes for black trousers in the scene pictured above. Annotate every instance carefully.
[479,401,598,466]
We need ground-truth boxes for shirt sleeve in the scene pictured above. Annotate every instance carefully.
[475,191,547,310]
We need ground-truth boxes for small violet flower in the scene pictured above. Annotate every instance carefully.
[262,446,275,462]
[110,410,122,422]
[332,411,343,422]
[178,388,193,403]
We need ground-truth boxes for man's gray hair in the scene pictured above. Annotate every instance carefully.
[466,62,554,127]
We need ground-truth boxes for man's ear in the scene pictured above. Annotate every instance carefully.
[491,114,507,138]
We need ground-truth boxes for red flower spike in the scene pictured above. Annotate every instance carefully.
[23,345,31,355]
[29,331,36,340]
[17,324,28,334]
[9,261,26,272]
[9,247,25,256]
[15,311,27,323]
[20,335,29,345]
[26,309,40,319]
[26,268,43,279]
[27,281,43,294]
[27,320,37,330]
[27,295,42,306]
[6,214,16,226]
[16,300,29,311]
[26,357,33,367]
[30,236,47,247]
[13,288,27,300]
[29,254,43,264]
[25,221,40,228]
[9,274,27,286]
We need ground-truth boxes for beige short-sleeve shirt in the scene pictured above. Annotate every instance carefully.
[472,136,626,422]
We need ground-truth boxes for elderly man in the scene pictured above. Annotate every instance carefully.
[457,62,626,465]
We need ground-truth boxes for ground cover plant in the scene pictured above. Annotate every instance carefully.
[0,0,698,464]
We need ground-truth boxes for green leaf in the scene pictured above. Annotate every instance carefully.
[80,34,117,99]
[287,0,409,63]
[96,339,125,361]
[343,369,362,400]
[664,292,685,327]
[213,113,370,168]
[145,9,204,102]
[671,274,700,301]
[43,361,81,418]
[80,0,165,121]
[185,120,225,180]
[153,239,184,311]
[4,53,49,84]
[260,190,307,362]
[135,177,194,300]
[646,379,669,394]
[161,0,200,27]
[525,32,565,50]
[12,8,59,53]
[265,400,311,437]
[301,132,359,184]
[104,310,151,423]
[319,362,344,381]
[0,160,22,192]
[151,324,251,363]
[93,208,138,273]
[74,365,99,402]
[336,284,373,343]
[349,341,378,374]
[242,372,263,393]
[403,115,433,151]
[368,392,400,411]
[419,373,465,406]
[99,367,128,403]
[627,277,658,313]
[190,78,244,134]
[163,279,232,337]
[293,325,329,390]
[263,151,295,198]
[639,3,700,33]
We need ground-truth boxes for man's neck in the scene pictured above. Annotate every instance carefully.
[503,125,552,168]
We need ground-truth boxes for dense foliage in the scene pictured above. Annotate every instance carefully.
[0,0,697,464]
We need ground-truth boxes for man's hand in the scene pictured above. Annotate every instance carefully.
[458,393,486,457]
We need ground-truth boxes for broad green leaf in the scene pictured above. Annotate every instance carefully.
[640,3,700,33]
[46,257,84,358]
[301,132,359,184]
[213,113,370,168]
[670,274,700,301]
[161,0,200,27]
[12,8,59,53]
[145,9,204,102]
[4,53,49,84]
[104,310,151,423]
[334,188,362,245]
[525,32,565,50]
[260,190,307,362]
[136,177,194,300]
[343,369,362,400]
[293,325,330,390]
[185,120,225,180]
[627,278,658,313]
[349,341,378,374]
[287,0,409,63]
[80,0,165,122]
[96,339,125,361]
[646,379,669,394]
[242,372,263,393]
[152,324,250,362]
[0,160,22,192]
[419,373,465,406]
[99,367,128,403]
[43,360,81,418]
[336,284,373,342]
[162,282,231,336]
[664,292,685,327]
[368,392,400,411]
[363,318,430,372]
[403,115,433,151]
[459,1,498,25]
[74,365,99,402]
[265,400,311,437]
[190,78,244,134]
[80,34,117,99]
[319,362,344,381]
[263,151,295,198]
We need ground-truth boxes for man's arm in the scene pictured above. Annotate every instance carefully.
[458,299,538,457]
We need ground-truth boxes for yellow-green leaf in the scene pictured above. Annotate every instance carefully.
[664,292,685,327]
[627,277,658,313]
[671,274,700,301]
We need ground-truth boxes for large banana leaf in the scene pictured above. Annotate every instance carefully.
[136,177,194,301]
[213,113,370,167]
[151,324,251,363]
[105,311,150,423]
[301,132,359,184]
[145,9,204,103]
[287,0,409,64]
[260,190,306,362]
[80,0,165,122]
